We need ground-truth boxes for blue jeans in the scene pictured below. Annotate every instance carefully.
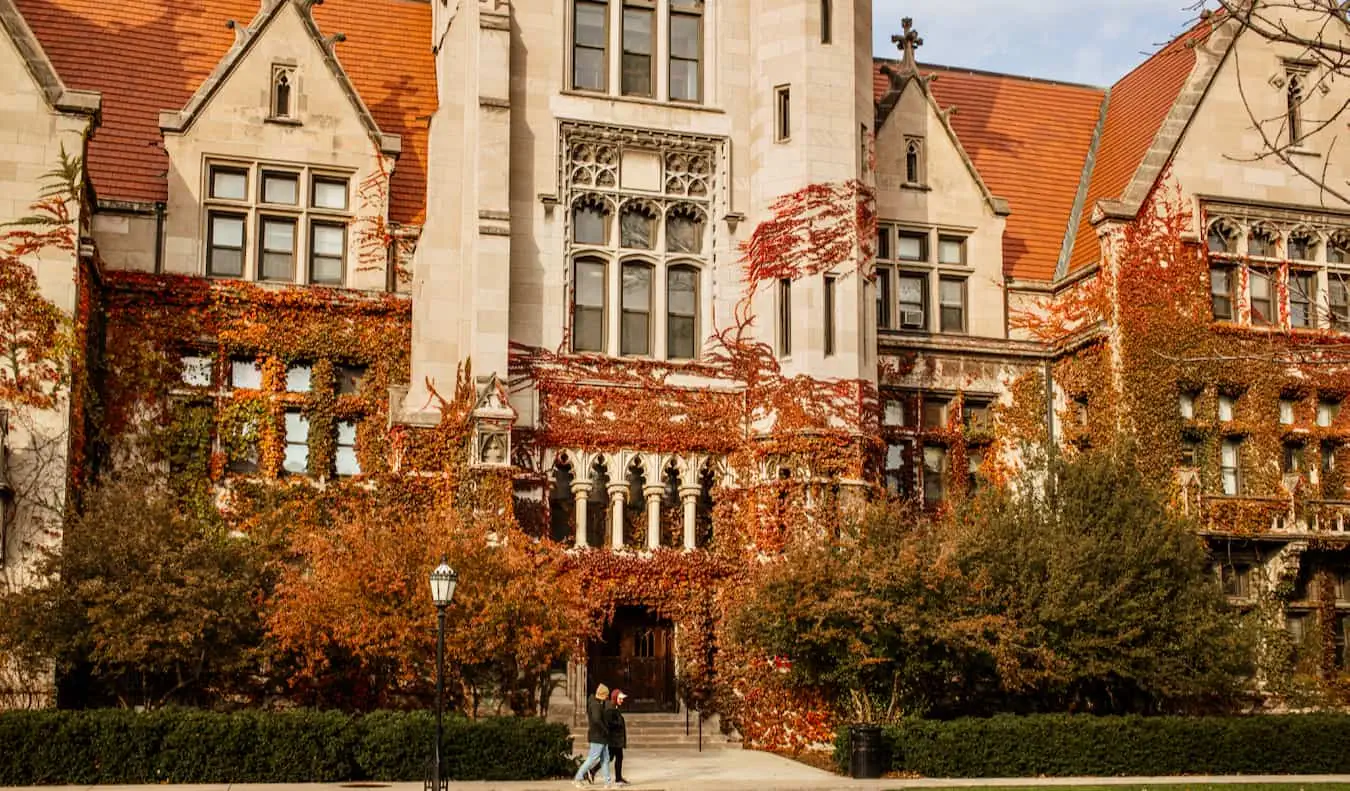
[575,742,611,783]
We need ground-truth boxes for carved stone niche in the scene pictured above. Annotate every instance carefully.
[471,374,516,469]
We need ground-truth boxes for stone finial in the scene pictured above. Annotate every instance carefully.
[892,17,923,72]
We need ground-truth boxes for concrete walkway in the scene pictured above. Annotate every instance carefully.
[4,749,1350,791]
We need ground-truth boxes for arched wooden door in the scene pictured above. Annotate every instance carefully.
[586,606,677,712]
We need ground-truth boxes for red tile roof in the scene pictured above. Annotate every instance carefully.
[14,0,435,225]
[1065,26,1203,273]
[874,60,1106,280]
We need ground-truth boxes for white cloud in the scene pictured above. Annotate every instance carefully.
[871,0,1204,85]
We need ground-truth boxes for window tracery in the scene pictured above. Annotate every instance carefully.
[561,123,723,359]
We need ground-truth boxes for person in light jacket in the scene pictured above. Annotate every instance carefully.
[573,684,612,788]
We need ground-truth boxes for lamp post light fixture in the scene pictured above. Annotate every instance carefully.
[426,558,457,791]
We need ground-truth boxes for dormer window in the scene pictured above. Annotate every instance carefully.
[271,64,295,120]
[904,137,925,185]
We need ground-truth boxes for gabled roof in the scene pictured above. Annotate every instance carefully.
[158,0,401,158]
[874,59,1105,281]
[1064,17,1221,274]
[14,0,435,224]
[0,0,98,116]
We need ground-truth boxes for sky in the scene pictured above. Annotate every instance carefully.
[871,0,1207,87]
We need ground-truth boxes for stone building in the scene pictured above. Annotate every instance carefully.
[2,0,1349,707]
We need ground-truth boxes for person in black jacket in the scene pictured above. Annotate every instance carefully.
[573,683,612,788]
[587,689,628,786]
[607,690,628,785]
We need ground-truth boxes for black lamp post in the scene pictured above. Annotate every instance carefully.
[426,558,457,791]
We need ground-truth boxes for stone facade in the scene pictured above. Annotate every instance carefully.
[6,0,1350,704]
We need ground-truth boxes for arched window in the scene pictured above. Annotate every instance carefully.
[620,203,656,249]
[905,137,924,185]
[666,208,703,254]
[573,200,609,245]
[1288,72,1305,147]
[1249,226,1277,258]
[1289,230,1317,261]
[1208,221,1237,254]
[620,261,652,356]
[272,65,293,119]
[573,257,607,352]
[667,265,698,359]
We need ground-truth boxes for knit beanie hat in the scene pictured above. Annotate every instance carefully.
[595,683,610,699]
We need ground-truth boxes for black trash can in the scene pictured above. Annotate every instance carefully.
[848,724,886,779]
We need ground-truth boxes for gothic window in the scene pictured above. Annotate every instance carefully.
[620,202,656,249]
[573,200,610,245]
[666,208,703,253]
[667,265,699,359]
[573,0,608,91]
[573,258,607,353]
[1289,230,1317,261]
[1207,220,1238,255]
[621,1,655,97]
[562,125,715,359]
[271,65,294,119]
[1287,70,1306,147]
[1248,226,1277,258]
[620,261,653,356]
[669,0,703,102]
[904,137,925,185]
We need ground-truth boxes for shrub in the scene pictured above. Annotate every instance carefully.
[832,713,1350,777]
[0,709,574,785]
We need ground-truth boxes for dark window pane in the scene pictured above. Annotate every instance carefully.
[621,311,649,356]
[210,248,243,277]
[667,214,701,253]
[877,268,892,329]
[668,315,695,359]
[574,48,606,91]
[620,208,654,249]
[574,205,607,244]
[622,7,653,96]
[574,308,604,352]
[622,54,652,96]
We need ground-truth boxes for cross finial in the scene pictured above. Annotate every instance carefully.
[892,17,923,71]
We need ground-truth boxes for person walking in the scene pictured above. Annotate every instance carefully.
[587,689,629,786]
[573,683,612,788]
[607,689,629,786]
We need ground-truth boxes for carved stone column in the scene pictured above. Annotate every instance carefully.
[571,481,592,548]
[680,486,701,550]
[608,483,629,550]
[643,485,665,550]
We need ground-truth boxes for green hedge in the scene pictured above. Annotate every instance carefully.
[834,713,1350,777]
[0,709,575,785]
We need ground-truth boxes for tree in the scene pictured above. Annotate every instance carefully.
[0,470,268,709]
[726,505,1043,720]
[263,489,592,715]
[954,445,1256,714]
